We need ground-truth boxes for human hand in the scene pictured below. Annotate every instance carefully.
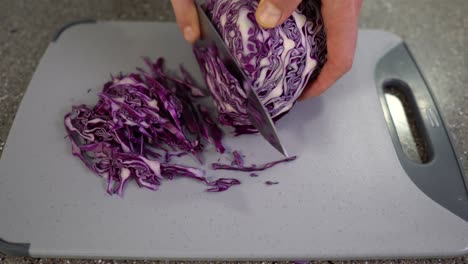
[171,0,362,99]
[297,0,363,99]
[170,0,200,43]
[254,0,362,99]
[170,0,303,43]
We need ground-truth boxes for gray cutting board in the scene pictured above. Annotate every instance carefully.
[0,21,467,260]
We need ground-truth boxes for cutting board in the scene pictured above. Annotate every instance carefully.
[0,21,467,260]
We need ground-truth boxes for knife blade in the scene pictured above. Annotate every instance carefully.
[194,3,288,157]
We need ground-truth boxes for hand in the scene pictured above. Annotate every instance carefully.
[171,0,362,99]
[170,0,304,44]
[297,0,363,100]
[170,0,200,43]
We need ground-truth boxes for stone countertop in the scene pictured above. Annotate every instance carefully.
[0,0,467,263]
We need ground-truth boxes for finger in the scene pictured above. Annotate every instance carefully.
[171,0,200,43]
[255,0,302,29]
[299,0,362,100]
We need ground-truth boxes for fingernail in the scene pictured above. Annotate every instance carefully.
[256,0,282,29]
[183,26,196,42]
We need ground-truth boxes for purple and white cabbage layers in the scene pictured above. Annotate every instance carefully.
[194,0,327,133]
[64,59,296,196]
[64,59,237,196]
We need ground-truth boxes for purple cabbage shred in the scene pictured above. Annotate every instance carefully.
[198,105,225,154]
[207,178,241,192]
[231,150,244,167]
[212,156,297,172]
[64,58,239,196]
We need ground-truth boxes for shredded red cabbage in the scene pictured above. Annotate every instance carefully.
[164,151,189,163]
[265,181,279,185]
[64,58,239,196]
[231,150,244,167]
[197,105,225,154]
[211,156,297,172]
[207,178,241,192]
[65,58,299,195]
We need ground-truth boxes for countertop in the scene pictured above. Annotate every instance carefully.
[0,0,467,263]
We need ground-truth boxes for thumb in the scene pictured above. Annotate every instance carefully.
[255,0,302,29]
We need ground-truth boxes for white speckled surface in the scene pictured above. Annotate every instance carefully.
[0,0,467,263]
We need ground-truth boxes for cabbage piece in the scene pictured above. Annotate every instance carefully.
[194,0,327,132]
[179,65,207,97]
[193,46,254,135]
[207,178,241,192]
[164,151,189,163]
[211,156,297,172]
[64,58,240,196]
[231,150,244,167]
[197,105,225,153]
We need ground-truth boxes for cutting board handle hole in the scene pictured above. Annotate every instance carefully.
[382,79,433,164]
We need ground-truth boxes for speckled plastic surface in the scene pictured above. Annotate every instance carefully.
[0,22,467,260]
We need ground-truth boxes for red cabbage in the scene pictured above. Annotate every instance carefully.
[179,65,207,97]
[231,150,244,167]
[66,52,303,195]
[207,178,241,192]
[64,58,239,196]
[197,105,226,154]
[164,151,189,163]
[265,181,279,185]
[211,156,297,172]
[194,0,326,131]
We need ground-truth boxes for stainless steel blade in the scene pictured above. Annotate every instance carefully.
[194,3,288,157]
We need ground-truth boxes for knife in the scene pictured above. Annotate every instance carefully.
[194,3,288,157]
